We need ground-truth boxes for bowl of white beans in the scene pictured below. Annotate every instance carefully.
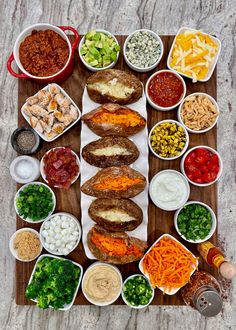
[123,29,164,72]
[40,212,81,256]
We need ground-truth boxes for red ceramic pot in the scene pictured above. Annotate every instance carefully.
[7,23,79,84]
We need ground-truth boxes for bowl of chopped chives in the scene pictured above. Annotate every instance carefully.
[174,201,217,243]
[123,29,164,72]
[14,182,56,223]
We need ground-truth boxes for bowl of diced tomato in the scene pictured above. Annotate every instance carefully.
[180,146,223,186]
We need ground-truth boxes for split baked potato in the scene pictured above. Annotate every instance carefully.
[86,69,143,105]
[82,136,139,167]
[87,225,147,264]
[81,165,146,198]
[82,103,146,137]
[88,198,143,231]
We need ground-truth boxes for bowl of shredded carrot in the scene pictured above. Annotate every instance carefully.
[139,234,198,295]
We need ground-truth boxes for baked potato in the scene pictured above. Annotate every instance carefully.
[88,198,143,231]
[81,165,146,198]
[86,69,143,105]
[82,103,146,137]
[82,136,139,167]
[87,225,147,264]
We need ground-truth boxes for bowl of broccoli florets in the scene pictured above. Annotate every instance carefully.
[26,254,83,310]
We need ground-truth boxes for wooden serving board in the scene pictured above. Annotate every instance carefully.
[16,35,218,306]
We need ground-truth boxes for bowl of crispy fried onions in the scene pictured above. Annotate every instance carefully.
[178,92,219,134]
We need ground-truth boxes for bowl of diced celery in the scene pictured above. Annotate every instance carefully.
[14,182,56,223]
[79,29,120,71]
[174,201,217,243]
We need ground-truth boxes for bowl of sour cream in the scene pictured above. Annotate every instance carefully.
[149,169,190,211]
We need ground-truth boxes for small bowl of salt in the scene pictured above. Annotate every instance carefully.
[10,156,40,184]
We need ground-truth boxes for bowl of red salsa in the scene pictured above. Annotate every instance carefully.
[146,70,186,111]
[180,146,223,187]
[40,147,80,189]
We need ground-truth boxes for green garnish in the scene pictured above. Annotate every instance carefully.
[80,30,120,68]
[26,257,81,309]
[16,184,54,221]
[177,204,212,241]
[123,275,153,307]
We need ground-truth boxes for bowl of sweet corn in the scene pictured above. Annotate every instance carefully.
[148,119,189,160]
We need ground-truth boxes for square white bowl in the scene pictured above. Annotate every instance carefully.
[27,253,83,310]
[167,26,221,82]
[21,84,81,142]
[139,233,198,295]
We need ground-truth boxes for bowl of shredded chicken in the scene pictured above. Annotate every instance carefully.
[178,92,219,134]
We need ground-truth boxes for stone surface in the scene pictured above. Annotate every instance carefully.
[0,0,236,329]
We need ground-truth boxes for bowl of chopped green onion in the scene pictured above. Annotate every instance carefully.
[14,182,56,223]
[174,201,217,243]
[121,274,154,309]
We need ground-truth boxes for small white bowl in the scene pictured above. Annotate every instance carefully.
[9,228,42,262]
[174,201,217,243]
[167,26,221,82]
[148,119,189,160]
[10,156,40,184]
[14,181,56,223]
[121,274,155,309]
[149,169,190,211]
[27,254,83,311]
[145,70,186,111]
[82,262,122,306]
[78,29,120,72]
[180,145,223,187]
[178,92,220,134]
[40,212,81,256]
[123,29,164,72]
[40,147,80,188]
[139,233,198,295]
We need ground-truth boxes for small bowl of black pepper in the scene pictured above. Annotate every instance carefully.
[11,127,41,155]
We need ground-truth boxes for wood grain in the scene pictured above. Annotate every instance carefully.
[17,35,217,306]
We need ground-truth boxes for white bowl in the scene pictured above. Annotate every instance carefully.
[149,169,190,211]
[145,69,186,111]
[148,119,189,160]
[40,212,81,256]
[121,274,155,309]
[167,26,221,82]
[40,147,80,187]
[21,84,81,142]
[27,254,83,311]
[78,29,120,72]
[14,181,56,223]
[82,262,122,306]
[9,228,42,262]
[13,23,72,80]
[123,29,164,72]
[178,92,220,134]
[180,145,223,187]
[139,233,198,295]
[10,156,40,184]
[174,201,217,243]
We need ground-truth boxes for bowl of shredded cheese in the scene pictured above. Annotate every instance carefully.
[167,27,221,82]
[178,92,220,134]
[9,228,42,262]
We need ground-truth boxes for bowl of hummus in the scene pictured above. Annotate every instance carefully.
[82,262,122,306]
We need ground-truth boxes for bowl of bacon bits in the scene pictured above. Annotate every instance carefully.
[40,147,80,189]
[181,146,223,187]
